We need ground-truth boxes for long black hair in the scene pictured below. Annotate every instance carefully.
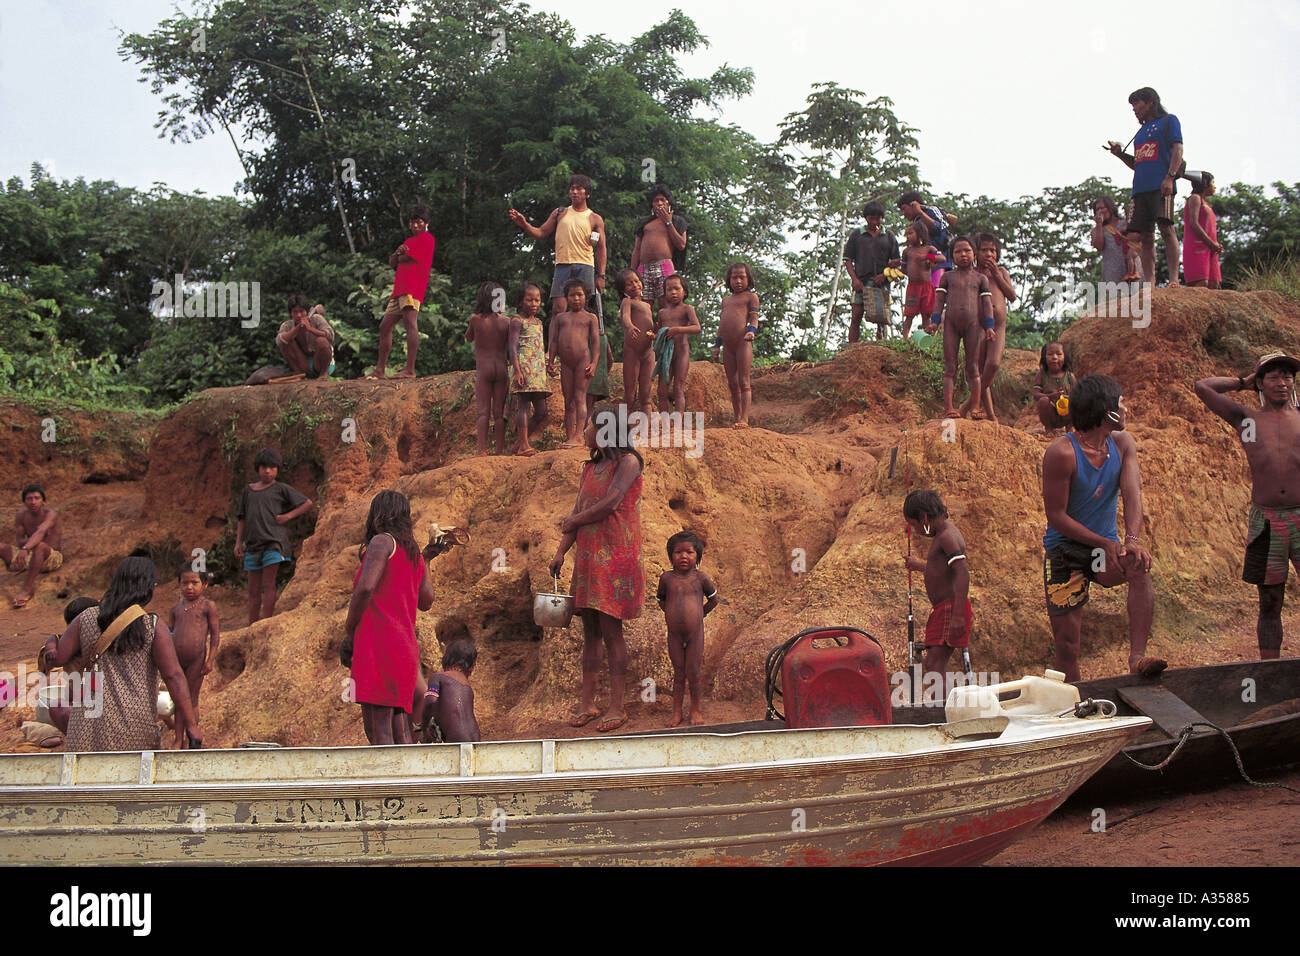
[1129,87,1168,119]
[97,557,158,655]
[364,490,420,563]
[474,281,504,315]
[588,403,645,472]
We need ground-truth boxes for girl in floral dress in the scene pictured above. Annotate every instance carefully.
[509,282,553,456]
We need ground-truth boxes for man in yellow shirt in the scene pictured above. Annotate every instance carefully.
[509,174,608,319]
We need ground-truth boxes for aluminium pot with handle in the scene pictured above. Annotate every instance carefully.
[533,575,576,628]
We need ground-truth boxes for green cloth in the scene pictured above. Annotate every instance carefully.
[652,327,674,385]
[587,330,610,398]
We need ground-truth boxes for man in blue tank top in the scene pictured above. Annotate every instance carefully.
[1041,375,1162,682]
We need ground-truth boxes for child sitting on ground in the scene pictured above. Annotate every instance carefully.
[617,269,656,417]
[902,490,972,699]
[546,279,600,447]
[167,562,220,722]
[652,275,702,415]
[1033,341,1077,435]
[924,237,993,419]
[719,263,760,428]
[656,531,718,726]
[234,447,314,625]
[466,281,512,456]
[419,638,481,743]
[901,222,945,340]
[974,233,1017,423]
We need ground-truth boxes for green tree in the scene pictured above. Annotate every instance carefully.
[121,2,784,367]
[773,84,921,350]
[1211,181,1300,287]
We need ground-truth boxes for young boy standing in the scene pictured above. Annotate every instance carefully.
[376,203,435,379]
[924,237,993,419]
[168,562,220,719]
[466,282,512,456]
[617,269,655,417]
[902,490,972,696]
[656,531,718,726]
[719,263,760,428]
[974,233,1017,423]
[234,448,314,624]
[546,279,600,447]
[653,275,702,415]
[900,223,945,340]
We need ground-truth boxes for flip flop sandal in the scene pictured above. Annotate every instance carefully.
[595,714,628,733]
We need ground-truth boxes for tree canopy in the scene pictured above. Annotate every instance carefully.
[0,1,1292,407]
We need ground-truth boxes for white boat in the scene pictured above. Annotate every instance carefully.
[0,676,1147,866]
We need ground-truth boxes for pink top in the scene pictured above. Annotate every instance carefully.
[1183,199,1218,258]
[350,536,425,712]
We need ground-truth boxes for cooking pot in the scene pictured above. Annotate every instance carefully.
[533,575,576,628]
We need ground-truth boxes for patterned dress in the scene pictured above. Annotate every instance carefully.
[66,607,163,752]
[512,314,550,395]
[572,459,644,619]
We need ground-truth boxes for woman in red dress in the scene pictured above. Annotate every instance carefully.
[343,491,435,744]
[549,404,645,733]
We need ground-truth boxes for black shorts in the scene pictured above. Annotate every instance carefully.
[1044,540,1113,617]
[1126,189,1174,235]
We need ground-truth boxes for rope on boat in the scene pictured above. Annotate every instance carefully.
[1120,721,1300,793]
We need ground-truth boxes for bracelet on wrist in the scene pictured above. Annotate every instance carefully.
[1237,376,1247,390]
[1124,534,1140,543]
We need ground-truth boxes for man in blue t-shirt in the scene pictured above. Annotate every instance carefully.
[1106,87,1184,286]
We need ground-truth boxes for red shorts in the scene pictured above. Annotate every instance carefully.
[924,597,972,648]
[904,280,935,317]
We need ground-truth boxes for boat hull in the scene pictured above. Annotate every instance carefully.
[0,716,1148,866]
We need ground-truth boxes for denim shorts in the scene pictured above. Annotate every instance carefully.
[244,548,289,571]
[550,263,595,298]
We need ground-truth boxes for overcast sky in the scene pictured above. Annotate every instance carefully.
[2,0,1297,203]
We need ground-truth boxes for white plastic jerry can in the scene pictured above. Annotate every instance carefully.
[945,670,1080,722]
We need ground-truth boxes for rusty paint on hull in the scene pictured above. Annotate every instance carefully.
[0,715,1149,866]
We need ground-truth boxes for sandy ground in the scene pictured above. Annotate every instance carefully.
[992,767,1300,866]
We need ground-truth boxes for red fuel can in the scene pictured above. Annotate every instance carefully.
[780,627,891,729]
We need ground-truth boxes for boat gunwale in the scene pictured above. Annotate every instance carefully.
[0,716,1150,804]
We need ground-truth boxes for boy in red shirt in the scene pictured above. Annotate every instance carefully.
[376,203,436,379]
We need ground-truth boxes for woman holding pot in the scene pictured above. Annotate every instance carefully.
[342,490,435,745]
[39,556,201,751]
[549,404,645,733]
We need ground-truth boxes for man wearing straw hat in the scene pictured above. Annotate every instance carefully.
[1195,350,1300,658]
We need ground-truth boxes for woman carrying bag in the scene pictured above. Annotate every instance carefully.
[39,556,201,751]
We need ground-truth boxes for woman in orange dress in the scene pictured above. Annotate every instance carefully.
[549,404,645,732]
